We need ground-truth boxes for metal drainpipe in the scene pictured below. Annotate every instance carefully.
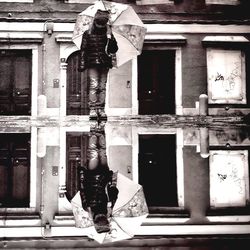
[39,20,50,221]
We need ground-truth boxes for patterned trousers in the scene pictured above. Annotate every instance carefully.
[87,67,109,110]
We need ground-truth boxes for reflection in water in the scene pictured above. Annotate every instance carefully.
[103,122,250,212]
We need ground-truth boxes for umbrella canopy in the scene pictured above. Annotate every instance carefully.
[71,172,149,244]
[72,0,147,67]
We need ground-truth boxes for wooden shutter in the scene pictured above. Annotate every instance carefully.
[66,132,88,200]
[0,133,30,208]
[66,51,89,115]
[0,50,31,115]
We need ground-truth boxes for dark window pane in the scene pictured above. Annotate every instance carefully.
[139,134,178,207]
[138,50,175,115]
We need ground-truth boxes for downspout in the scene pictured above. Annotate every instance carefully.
[39,20,52,226]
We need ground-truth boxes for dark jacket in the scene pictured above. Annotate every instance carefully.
[78,166,119,213]
[78,29,118,71]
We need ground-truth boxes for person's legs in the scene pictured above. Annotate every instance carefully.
[87,133,99,171]
[97,67,109,118]
[98,132,108,167]
[87,68,99,118]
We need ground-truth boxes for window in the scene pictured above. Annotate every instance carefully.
[207,48,246,104]
[138,50,175,115]
[0,133,30,208]
[66,51,89,115]
[66,132,89,200]
[0,50,32,115]
[139,134,178,208]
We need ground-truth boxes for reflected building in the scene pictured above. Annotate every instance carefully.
[0,0,250,249]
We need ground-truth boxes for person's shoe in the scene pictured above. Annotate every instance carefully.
[89,109,98,119]
[98,108,107,120]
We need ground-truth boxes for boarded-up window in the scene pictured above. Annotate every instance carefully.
[0,133,30,208]
[207,49,246,104]
[0,50,31,115]
[209,150,249,207]
[66,132,88,200]
[66,51,89,115]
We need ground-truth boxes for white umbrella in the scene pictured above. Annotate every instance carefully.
[72,0,147,67]
[71,172,148,244]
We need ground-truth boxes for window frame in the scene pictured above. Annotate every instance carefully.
[132,127,185,213]
[0,43,39,212]
[0,44,38,116]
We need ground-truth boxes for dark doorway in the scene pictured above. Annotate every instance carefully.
[139,134,178,207]
[0,133,30,208]
[66,51,89,115]
[66,132,89,200]
[0,50,32,115]
[138,50,175,115]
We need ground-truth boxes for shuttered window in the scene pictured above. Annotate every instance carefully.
[0,133,30,208]
[0,50,31,115]
[66,51,89,115]
[66,132,89,200]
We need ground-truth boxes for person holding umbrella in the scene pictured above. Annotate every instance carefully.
[78,129,119,234]
[78,9,118,119]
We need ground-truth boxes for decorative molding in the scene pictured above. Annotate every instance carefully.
[0,32,43,43]
[136,0,174,5]
[0,0,33,2]
[206,0,240,5]
[202,35,249,46]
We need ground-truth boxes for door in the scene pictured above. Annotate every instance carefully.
[139,134,178,207]
[138,50,175,115]
[0,50,32,115]
[66,132,89,200]
[66,51,89,115]
[0,133,30,207]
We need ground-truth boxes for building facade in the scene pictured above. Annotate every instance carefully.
[0,0,250,248]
